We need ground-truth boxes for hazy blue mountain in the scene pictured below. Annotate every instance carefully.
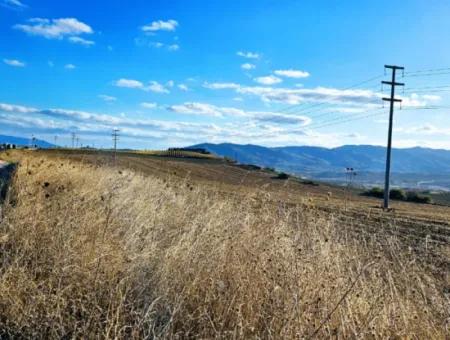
[192,143,450,173]
[0,135,54,148]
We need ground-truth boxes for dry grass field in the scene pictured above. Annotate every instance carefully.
[0,149,449,338]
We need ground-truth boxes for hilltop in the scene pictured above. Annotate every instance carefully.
[192,143,450,189]
[0,134,54,148]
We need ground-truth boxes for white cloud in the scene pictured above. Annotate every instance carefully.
[142,19,178,32]
[166,80,174,87]
[168,44,179,51]
[168,102,225,117]
[141,102,157,109]
[14,18,94,41]
[205,82,423,107]
[147,81,169,93]
[203,82,241,90]
[68,36,95,46]
[98,94,117,102]
[274,69,310,78]
[396,123,450,136]
[0,102,37,113]
[151,42,164,48]
[254,75,282,85]
[237,51,260,59]
[64,64,76,70]
[3,0,27,9]
[3,58,25,67]
[166,102,311,126]
[148,41,179,51]
[114,78,144,89]
[241,63,255,70]
[114,79,169,93]
[178,84,189,91]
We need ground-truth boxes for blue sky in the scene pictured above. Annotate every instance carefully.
[1,0,450,149]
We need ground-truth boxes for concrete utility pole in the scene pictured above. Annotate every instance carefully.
[382,65,404,209]
[112,129,120,164]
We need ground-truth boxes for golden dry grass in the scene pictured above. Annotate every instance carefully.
[0,151,449,338]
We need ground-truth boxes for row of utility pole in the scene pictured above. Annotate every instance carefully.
[34,64,404,210]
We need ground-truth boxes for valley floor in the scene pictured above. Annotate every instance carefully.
[0,149,449,338]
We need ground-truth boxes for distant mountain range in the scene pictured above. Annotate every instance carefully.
[0,134,54,148]
[192,143,450,190]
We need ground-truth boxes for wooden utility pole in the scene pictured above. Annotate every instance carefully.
[382,65,404,209]
[112,129,120,164]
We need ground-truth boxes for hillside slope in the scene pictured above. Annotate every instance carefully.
[0,134,54,148]
[192,143,450,174]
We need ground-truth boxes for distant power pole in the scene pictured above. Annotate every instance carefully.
[382,65,404,209]
[54,135,58,148]
[76,137,80,149]
[112,129,120,164]
[71,132,76,149]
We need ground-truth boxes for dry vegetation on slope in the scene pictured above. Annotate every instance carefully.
[0,151,449,338]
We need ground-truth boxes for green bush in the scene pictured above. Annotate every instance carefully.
[276,172,289,180]
[406,191,432,204]
[389,188,406,200]
[365,187,384,198]
[263,167,276,173]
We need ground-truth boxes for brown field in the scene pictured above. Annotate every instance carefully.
[0,149,449,339]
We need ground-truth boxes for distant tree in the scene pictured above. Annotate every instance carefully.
[276,172,289,180]
[406,191,432,204]
[364,187,384,198]
[389,188,406,200]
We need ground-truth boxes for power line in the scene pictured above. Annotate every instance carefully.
[404,71,450,78]
[271,74,384,115]
[405,67,450,75]
[302,108,386,130]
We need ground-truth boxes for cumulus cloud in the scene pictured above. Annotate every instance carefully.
[204,81,436,108]
[114,78,144,89]
[168,44,179,51]
[2,0,27,9]
[178,84,189,91]
[203,82,241,90]
[68,36,95,46]
[14,18,94,42]
[241,63,255,70]
[64,64,76,70]
[166,102,311,126]
[0,102,37,113]
[114,79,169,93]
[3,58,25,67]
[147,81,170,93]
[142,19,178,32]
[254,75,282,85]
[237,51,260,59]
[167,102,226,117]
[274,69,310,78]
[141,102,158,109]
[396,123,450,136]
[98,95,117,102]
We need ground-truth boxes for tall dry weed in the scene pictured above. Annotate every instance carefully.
[0,152,448,338]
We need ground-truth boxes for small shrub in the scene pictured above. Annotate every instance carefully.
[276,172,289,180]
[406,191,432,204]
[364,187,384,198]
[263,167,276,173]
[389,188,406,200]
